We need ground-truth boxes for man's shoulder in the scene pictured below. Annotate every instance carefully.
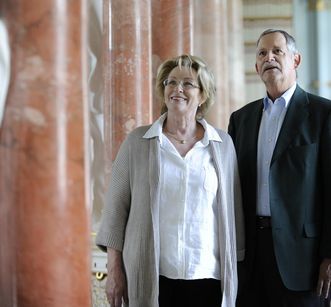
[231,99,263,118]
[305,91,331,107]
[294,85,331,107]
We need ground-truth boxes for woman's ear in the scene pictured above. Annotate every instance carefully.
[200,92,207,105]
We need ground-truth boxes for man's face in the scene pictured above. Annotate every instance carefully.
[255,32,300,89]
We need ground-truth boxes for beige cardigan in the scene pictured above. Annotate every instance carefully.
[96,123,245,307]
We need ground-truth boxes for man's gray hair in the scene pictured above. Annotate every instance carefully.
[257,29,299,54]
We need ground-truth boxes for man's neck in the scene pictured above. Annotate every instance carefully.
[266,82,296,102]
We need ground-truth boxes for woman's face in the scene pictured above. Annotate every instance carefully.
[164,66,203,117]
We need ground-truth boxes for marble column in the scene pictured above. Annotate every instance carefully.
[307,0,331,98]
[193,0,230,129]
[293,0,331,99]
[152,0,193,60]
[227,0,246,113]
[108,0,153,162]
[199,0,245,129]
[0,1,91,306]
[152,0,193,118]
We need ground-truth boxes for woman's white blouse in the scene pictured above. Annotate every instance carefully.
[159,119,221,280]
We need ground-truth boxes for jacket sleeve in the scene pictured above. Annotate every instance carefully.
[229,136,245,261]
[228,112,236,143]
[320,110,331,258]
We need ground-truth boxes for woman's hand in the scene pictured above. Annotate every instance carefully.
[106,248,128,307]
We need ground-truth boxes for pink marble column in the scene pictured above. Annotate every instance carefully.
[103,0,112,179]
[108,0,153,161]
[152,0,193,60]
[152,0,193,118]
[227,0,245,114]
[0,1,91,306]
[192,1,230,129]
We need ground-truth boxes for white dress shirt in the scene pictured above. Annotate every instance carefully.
[256,83,296,216]
[150,113,222,280]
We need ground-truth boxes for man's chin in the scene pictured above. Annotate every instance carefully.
[262,72,279,83]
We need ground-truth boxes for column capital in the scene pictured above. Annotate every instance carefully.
[308,0,331,11]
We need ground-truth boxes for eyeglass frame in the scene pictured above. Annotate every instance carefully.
[163,78,200,90]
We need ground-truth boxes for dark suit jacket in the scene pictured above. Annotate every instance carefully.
[228,85,331,291]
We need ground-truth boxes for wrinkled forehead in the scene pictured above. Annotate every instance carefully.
[257,32,287,50]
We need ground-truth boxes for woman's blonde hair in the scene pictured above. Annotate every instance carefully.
[155,54,216,119]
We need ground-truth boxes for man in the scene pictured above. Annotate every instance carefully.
[228,29,331,307]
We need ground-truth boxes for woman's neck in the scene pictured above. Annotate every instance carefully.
[164,113,198,137]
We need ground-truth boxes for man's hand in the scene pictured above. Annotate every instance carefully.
[316,258,331,299]
[106,248,129,307]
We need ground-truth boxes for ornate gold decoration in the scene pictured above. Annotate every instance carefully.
[308,0,331,11]
[311,80,320,89]
[310,80,331,89]
[96,272,106,280]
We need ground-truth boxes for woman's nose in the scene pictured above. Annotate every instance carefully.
[174,82,184,92]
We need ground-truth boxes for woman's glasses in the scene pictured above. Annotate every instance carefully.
[163,79,200,90]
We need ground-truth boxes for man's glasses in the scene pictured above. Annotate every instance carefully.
[163,79,200,90]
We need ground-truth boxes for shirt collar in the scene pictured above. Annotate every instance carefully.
[142,112,222,144]
[142,113,167,140]
[263,82,297,110]
[198,117,222,145]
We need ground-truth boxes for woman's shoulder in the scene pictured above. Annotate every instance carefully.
[213,127,229,138]
[121,124,156,149]
[207,125,236,157]
[206,123,232,142]
[115,125,153,158]
[128,125,152,138]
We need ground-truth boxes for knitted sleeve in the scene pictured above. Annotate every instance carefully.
[96,135,132,252]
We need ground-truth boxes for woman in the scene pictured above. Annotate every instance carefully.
[96,54,244,307]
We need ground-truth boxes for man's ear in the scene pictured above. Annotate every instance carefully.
[294,53,301,69]
[255,63,259,74]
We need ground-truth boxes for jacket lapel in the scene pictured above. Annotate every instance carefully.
[271,86,309,165]
[245,101,264,181]
[250,102,264,158]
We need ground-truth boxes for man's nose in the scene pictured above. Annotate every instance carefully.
[265,51,275,62]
